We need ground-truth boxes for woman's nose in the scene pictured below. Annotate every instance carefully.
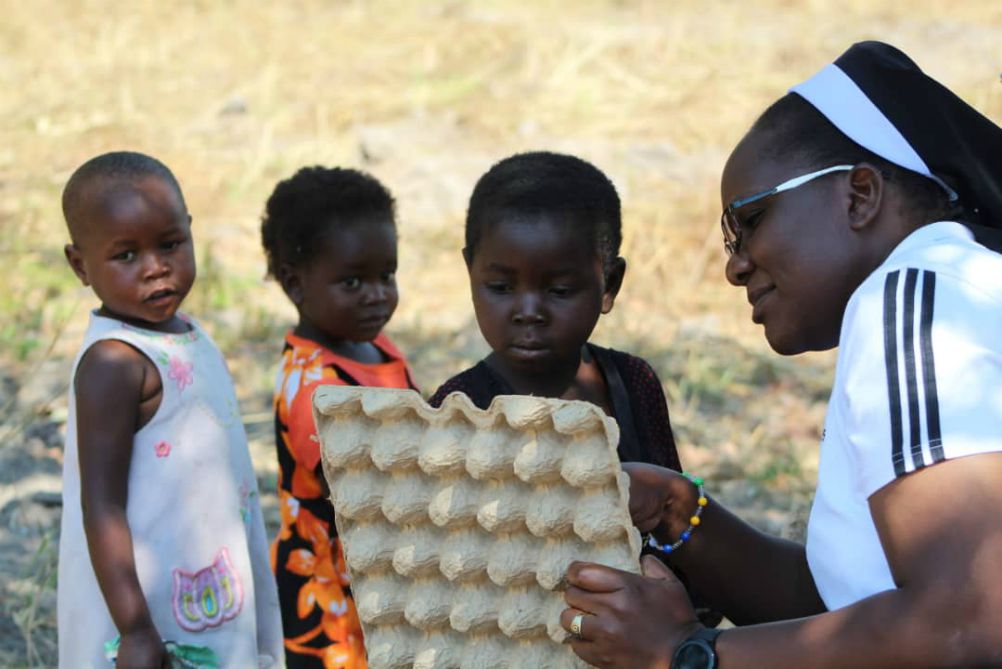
[725,248,754,287]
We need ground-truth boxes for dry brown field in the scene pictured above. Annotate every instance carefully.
[1,1,1000,665]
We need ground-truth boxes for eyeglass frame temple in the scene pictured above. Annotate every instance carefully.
[728,164,855,212]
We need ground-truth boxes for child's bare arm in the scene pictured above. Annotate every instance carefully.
[75,340,167,667]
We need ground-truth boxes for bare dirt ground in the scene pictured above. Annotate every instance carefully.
[1,1,999,666]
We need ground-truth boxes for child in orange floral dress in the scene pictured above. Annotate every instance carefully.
[261,167,417,668]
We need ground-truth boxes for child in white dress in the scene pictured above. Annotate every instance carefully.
[58,152,283,668]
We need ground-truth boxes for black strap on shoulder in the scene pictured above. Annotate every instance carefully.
[327,362,362,387]
[590,346,643,463]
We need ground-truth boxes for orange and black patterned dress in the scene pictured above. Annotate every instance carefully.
[271,332,417,668]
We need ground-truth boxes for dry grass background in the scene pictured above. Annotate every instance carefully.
[1,1,1000,665]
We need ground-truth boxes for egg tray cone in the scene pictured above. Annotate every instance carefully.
[314,386,642,669]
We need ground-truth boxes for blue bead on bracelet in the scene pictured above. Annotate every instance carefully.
[644,472,708,555]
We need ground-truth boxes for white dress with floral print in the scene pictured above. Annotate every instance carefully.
[58,311,284,668]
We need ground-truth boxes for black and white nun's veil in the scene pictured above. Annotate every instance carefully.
[790,41,1002,246]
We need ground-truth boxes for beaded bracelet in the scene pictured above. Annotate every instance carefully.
[644,472,708,555]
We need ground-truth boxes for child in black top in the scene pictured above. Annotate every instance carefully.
[429,151,681,471]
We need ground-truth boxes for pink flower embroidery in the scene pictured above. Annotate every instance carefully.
[167,356,194,392]
[155,441,172,458]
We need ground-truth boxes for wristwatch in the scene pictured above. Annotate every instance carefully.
[670,628,723,669]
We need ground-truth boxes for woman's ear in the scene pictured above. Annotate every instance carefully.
[64,244,90,286]
[601,257,627,314]
[277,263,304,306]
[846,163,885,231]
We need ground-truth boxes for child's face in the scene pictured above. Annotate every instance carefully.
[721,130,860,355]
[466,213,619,377]
[64,176,196,330]
[290,219,399,343]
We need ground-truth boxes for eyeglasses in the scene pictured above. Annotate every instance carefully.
[720,164,854,255]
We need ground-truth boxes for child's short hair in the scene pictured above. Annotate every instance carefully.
[753,94,965,224]
[260,166,396,278]
[62,151,185,237]
[465,151,622,271]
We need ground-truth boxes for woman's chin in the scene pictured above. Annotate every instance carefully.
[764,326,804,357]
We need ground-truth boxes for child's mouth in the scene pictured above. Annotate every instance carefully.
[145,289,176,304]
[358,313,389,328]
[509,342,549,360]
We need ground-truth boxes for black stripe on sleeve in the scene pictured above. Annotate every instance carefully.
[919,271,944,462]
[902,268,926,471]
[884,271,906,476]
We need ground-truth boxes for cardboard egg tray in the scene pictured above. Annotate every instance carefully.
[314,386,641,669]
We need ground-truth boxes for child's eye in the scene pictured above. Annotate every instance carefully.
[113,250,136,262]
[548,285,573,297]
[486,281,512,294]
[162,239,182,251]
[341,277,362,290]
[381,272,396,283]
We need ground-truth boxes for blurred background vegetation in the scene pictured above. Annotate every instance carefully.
[1,1,999,665]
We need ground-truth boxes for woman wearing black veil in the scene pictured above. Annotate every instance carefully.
[560,42,1002,669]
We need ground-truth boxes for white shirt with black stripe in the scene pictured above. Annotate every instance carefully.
[806,221,1002,610]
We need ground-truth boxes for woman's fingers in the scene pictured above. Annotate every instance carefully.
[634,510,664,533]
[566,560,630,592]
[565,584,615,617]
[640,553,679,581]
[560,555,701,669]
[559,607,592,638]
[568,637,608,668]
[623,462,700,533]
[561,608,615,667]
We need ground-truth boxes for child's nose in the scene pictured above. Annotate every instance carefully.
[361,281,388,304]
[143,252,170,279]
[511,293,545,325]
